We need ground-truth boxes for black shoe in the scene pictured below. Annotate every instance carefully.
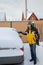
[34,61,37,65]
[30,59,33,62]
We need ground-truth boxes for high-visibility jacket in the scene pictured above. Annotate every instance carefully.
[27,30,36,44]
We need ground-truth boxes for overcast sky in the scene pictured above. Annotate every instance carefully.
[0,0,43,21]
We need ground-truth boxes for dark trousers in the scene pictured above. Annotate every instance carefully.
[29,44,36,62]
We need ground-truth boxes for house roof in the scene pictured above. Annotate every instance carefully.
[27,12,38,20]
[27,12,32,19]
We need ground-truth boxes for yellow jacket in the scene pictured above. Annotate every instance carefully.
[27,30,36,44]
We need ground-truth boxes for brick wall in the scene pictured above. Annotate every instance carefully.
[0,20,43,42]
[0,22,10,27]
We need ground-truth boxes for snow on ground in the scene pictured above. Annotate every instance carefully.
[23,42,43,65]
[17,42,43,65]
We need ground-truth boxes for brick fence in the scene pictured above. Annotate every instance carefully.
[0,20,43,42]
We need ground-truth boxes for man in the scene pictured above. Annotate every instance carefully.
[31,22,40,45]
[18,22,39,65]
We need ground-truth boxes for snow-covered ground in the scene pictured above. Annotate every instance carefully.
[17,42,43,65]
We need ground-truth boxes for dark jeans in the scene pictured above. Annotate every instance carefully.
[29,44,36,62]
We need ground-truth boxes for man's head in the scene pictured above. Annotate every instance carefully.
[31,21,35,27]
[27,21,35,29]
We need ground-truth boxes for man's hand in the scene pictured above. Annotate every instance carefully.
[19,35,22,38]
[36,43,39,46]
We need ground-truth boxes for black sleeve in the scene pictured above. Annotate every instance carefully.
[35,28,40,40]
[18,31,27,35]
[21,32,27,35]
[18,28,28,35]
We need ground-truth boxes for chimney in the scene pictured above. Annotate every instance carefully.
[22,12,24,21]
